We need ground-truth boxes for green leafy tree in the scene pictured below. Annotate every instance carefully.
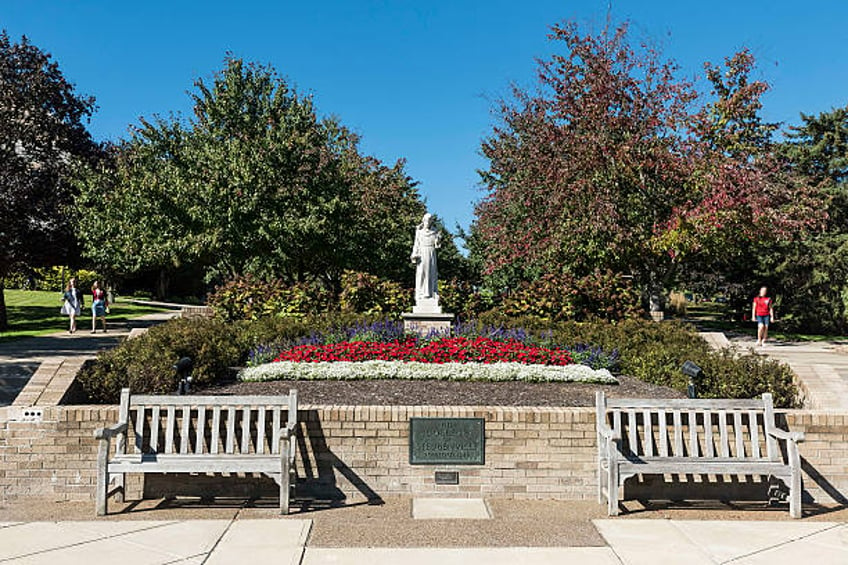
[765,106,848,332]
[0,31,98,329]
[77,58,426,297]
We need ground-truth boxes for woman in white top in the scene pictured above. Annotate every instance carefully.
[60,277,84,334]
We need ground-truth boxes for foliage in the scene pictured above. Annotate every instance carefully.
[471,22,822,306]
[207,274,331,322]
[74,57,426,296]
[3,266,103,292]
[339,270,412,315]
[438,278,494,318]
[498,271,641,322]
[0,31,99,329]
[240,360,615,384]
[764,105,848,333]
[75,318,241,402]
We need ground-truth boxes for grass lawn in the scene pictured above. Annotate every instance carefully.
[0,290,170,342]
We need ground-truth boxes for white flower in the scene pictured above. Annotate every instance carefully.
[239,360,617,384]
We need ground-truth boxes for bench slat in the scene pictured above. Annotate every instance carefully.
[131,394,294,406]
[749,410,760,459]
[134,405,145,455]
[657,410,668,457]
[241,407,251,455]
[181,407,191,454]
[256,407,266,455]
[195,406,206,454]
[618,459,790,476]
[673,411,683,457]
[272,409,281,455]
[642,410,653,456]
[150,406,160,452]
[226,407,236,454]
[733,411,744,458]
[115,389,130,456]
[211,407,221,455]
[607,398,765,410]
[718,410,729,457]
[165,406,176,454]
[703,410,714,457]
[627,410,637,455]
[688,411,698,458]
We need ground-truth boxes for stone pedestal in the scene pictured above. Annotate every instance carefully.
[650,310,665,322]
[402,312,454,336]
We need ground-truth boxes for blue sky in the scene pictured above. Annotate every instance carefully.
[3,1,847,232]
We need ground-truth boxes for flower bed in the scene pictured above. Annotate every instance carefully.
[240,360,617,383]
[272,336,573,365]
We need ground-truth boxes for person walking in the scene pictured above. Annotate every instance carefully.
[60,277,84,333]
[752,286,776,347]
[91,280,109,333]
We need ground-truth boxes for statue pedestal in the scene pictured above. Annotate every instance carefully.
[402,312,454,336]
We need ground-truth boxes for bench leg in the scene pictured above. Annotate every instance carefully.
[607,463,619,516]
[598,459,605,504]
[113,473,125,503]
[95,441,109,516]
[788,443,803,519]
[280,450,290,515]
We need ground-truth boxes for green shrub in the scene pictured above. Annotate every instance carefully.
[76,318,241,403]
[207,275,331,321]
[339,271,412,315]
[497,271,641,322]
[77,313,799,408]
[438,278,495,318]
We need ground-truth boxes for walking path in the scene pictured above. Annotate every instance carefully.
[728,335,848,410]
[0,517,844,564]
[0,311,178,406]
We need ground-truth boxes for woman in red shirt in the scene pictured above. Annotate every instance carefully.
[751,286,776,347]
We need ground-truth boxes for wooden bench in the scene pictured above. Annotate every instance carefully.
[94,388,298,516]
[595,392,804,518]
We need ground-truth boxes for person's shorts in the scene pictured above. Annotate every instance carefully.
[92,300,107,317]
[755,315,770,327]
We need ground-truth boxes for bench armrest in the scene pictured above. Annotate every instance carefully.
[94,422,128,441]
[768,427,805,443]
[597,421,620,441]
[281,422,297,440]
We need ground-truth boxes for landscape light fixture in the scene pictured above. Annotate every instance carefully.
[174,356,193,395]
[681,360,702,399]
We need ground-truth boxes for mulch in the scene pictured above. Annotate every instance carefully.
[203,375,685,406]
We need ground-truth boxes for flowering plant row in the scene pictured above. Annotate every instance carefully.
[272,336,573,365]
[240,360,617,384]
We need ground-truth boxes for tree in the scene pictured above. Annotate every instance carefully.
[77,58,427,297]
[765,106,848,332]
[0,31,97,329]
[471,22,822,310]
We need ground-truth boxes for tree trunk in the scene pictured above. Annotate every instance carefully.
[156,269,170,300]
[0,278,7,331]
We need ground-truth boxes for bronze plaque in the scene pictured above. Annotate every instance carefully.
[409,417,485,465]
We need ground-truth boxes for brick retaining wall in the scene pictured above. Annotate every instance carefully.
[2,403,846,506]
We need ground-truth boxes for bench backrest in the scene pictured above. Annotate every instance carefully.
[596,392,780,461]
[115,388,297,457]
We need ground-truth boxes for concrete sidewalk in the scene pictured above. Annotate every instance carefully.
[0,518,844,564]
[729,335,848,410]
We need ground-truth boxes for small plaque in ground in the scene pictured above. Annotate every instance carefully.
[409,417,485,465]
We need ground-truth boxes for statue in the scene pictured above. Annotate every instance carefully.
[410,212,441,313]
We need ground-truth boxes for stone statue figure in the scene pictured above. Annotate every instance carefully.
[410,212,441,312]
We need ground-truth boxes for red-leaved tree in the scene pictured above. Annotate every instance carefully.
[472,22,823,309]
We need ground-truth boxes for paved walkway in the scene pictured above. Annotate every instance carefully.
[0,518,844,564]
[0,311,178,406]
[729,335,848,410]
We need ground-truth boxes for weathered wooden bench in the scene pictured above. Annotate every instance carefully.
[94,388,298,516]
[595,392,804,518]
